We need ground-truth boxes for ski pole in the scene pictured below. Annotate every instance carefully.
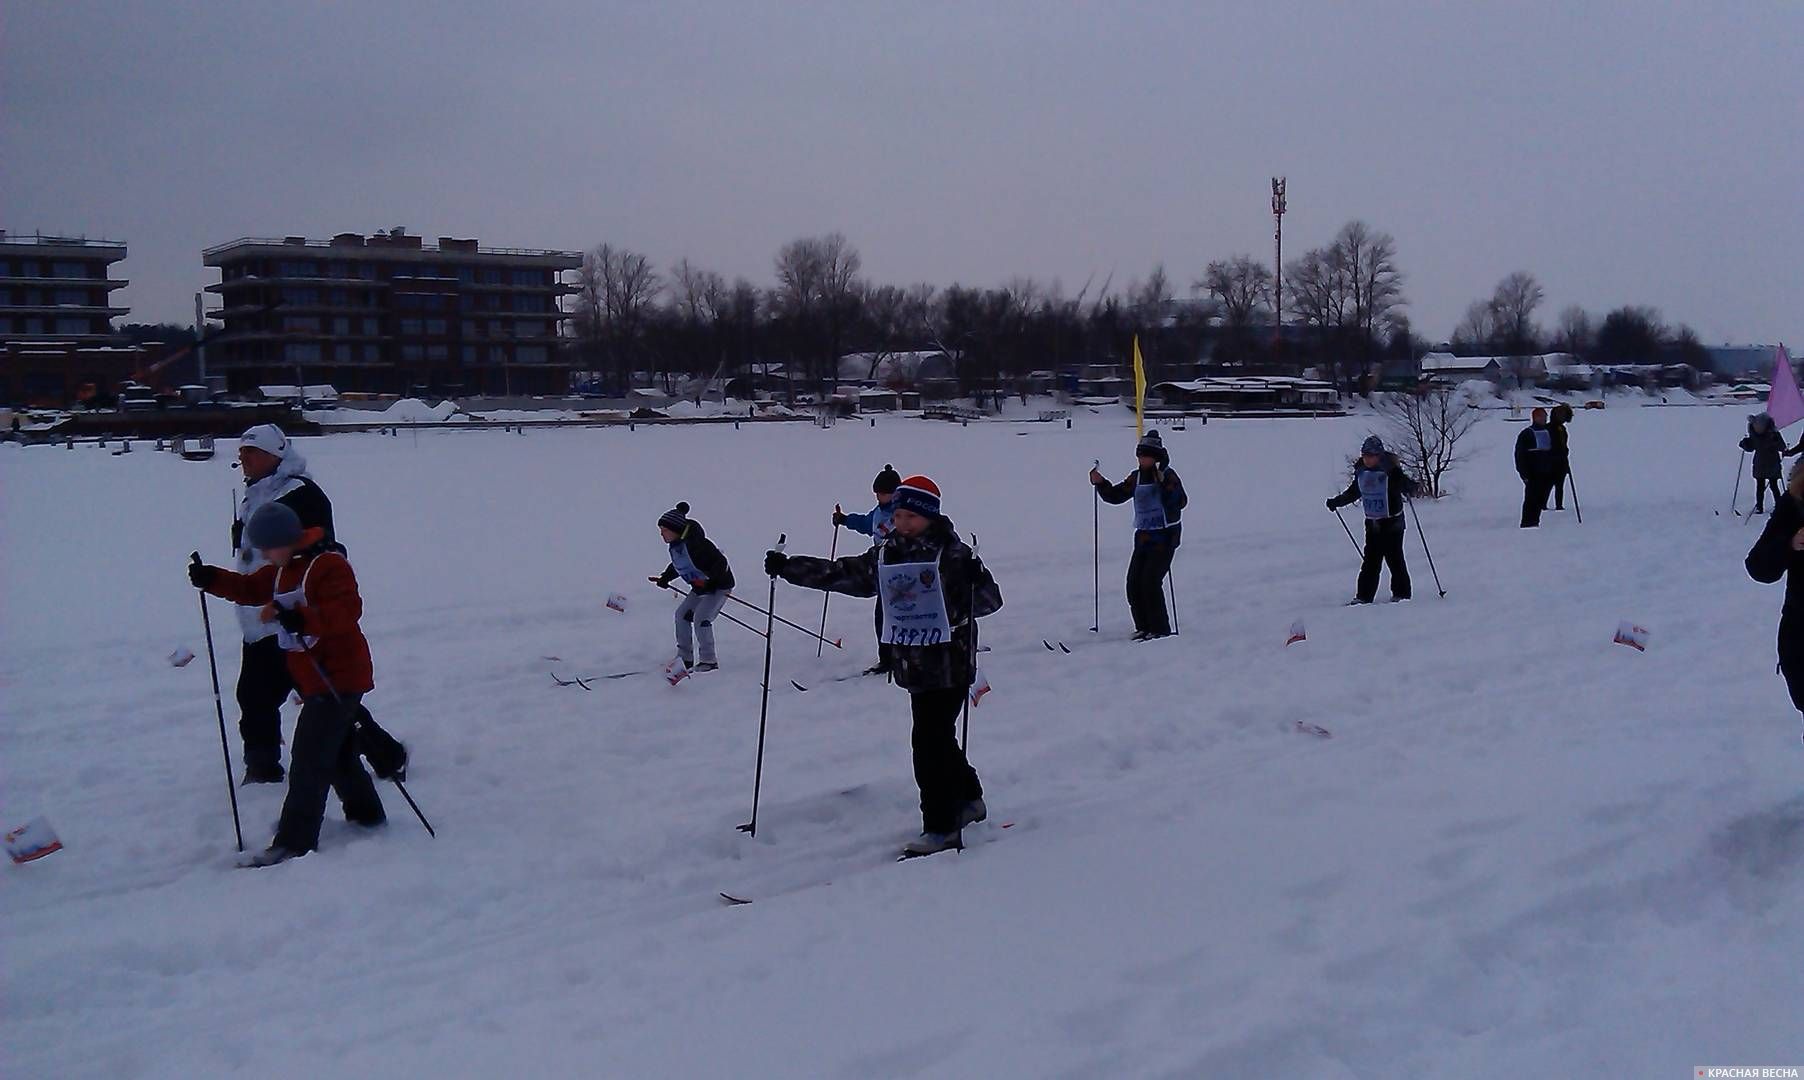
[658,583,772,641]
[962,534,977,752]
[740,533,785,836]
[1730,450,1747,516]
[1567,465,1583,524]
[1167,568,1180,635]
[1091,459,1101,633]
[1333,507,1363,558]
[724,590,842,648]
[815,516,840,659]
[191,553,244,853]
[296,643,435,838]
[1405,498,1446,598]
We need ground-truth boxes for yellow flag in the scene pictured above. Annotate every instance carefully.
[1133,335,1147,437]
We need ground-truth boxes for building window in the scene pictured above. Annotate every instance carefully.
[20,261,39,276]
[330,289,350,305]
[399,319,424,336]
[56,318,91,334]
[401,344,424,362]
[0,260,10,275]
[456,268,474,283]
[54,288,89,306]
[53,262,88,278]
[427,344,448,362]
[363,344,381,361]
[284,343,322,363]
[479,268,503,285]
[425,319,447,336]
[333,317,351,334]
[281,288,320,305]
[0,318,10,333]
[461,344,476,363]
[516,321,545,338]
[357,264,377,280]
[283,316,322,332]
[278,261,319,277]
[362,318,379,335]
[517,345,549,364]
[25,318,45,334]
[461,320,476,337]
[511,268,544,286]
[488,346,506,363]
[334,344,352,362]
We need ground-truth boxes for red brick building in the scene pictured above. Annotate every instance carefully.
[0,232,137,406]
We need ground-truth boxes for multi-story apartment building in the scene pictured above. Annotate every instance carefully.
[0,231,140,406]
[203,229,582,396]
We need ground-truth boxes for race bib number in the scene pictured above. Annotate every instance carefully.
[879,559,952,647]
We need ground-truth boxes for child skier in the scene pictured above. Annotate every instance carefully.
[1744,458,1804,743]
[189,503,385,867]
[1741,414,1788,514]
[651,502,735,672]
[1089,429,1187,639]
[766,475,1002,855]
[831,463,902,675]
[1326,435,1419,604]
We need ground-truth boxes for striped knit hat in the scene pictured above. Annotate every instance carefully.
[892,475,942,519]
[658,501,691,534]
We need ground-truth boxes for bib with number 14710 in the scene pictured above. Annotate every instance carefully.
[879,556,952,647]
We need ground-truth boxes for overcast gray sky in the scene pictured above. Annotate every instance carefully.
[5,1,1799,345]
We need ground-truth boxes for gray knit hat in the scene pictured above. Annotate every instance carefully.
[245,502,304,550]
[1362,435,1385,455]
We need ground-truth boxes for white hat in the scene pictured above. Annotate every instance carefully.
[239,424,288,458]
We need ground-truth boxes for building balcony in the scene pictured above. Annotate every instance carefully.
[208,277,392,292]
[0,304,129,317]
[0,276,128,289]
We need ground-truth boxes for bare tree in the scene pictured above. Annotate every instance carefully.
[1452,298,1499,352]
[1490,271,1544,353]
[1336,221,1406,362]
[1199,255,1273,330]
[574,243,662,392]
[772,232,864,391]
[1379,388,1482,499]
[1550,305,1594,356]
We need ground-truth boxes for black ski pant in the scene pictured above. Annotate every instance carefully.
[1755,477,1783,512]
[1549,459,1570,510]
[1357,518,1411,602]
[1126,539,1175,636]
[274,692,385,853]
[910,686,983,835]
[236,636,406,777]
[1521,475,1554,527]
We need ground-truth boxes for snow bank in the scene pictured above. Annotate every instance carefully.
[3,407,1800,1076]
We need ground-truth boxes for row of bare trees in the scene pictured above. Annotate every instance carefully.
[1450,271,1711,384]
[569,221,1413,399]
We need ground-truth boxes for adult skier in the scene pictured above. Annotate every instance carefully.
[765,475,1002,855]
[1089,429,1187,639]
[1326,435,1419,604]
[1547,403,1575,511]
[230,425,406,784]
[190,503,386,867]
[1744,459,1804,743]
[651,502,736,671]
[1515,408,1557,528]
[1741,414,1788,514]
[831,464,902,675]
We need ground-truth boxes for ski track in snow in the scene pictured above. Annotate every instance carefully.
[3,404,1801,1077]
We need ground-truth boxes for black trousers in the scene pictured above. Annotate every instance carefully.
[909,687,983,834]
[1521,475,1554,527]
[1357,519,1411,602]
[1126,540,1175,635]
[275,692,385,853]
[236,636,406,776]
[1755,477,1783,511]
[1550,461,1570,509]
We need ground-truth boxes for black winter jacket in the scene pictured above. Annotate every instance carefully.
[1747,493,1804,659]
[1742,424,1788,481]
[658,521,736,594]
[1095,466,1188,549]
[1515,425,1555,480]
[1328,454,1418,525]
[776,517,1002,692]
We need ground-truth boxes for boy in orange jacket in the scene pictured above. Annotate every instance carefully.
[191,502,385,866]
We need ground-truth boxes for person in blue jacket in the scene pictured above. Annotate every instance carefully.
[1090,430,1187,640]
[833,464,902,674]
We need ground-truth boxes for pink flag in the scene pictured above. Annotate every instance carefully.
[1766,345,1804,429]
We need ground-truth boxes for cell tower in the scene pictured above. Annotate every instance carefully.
[1271,177,1286,352]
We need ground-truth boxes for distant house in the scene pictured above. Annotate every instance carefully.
[1420,352,1502,385]
[1152,376,1341,414]
[837,350,955,388]
[1705,344,1781,379]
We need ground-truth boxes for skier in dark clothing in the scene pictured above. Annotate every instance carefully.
[1515,409,1557,528]
[1744,459,1804,743]
[1741,414,1788,514]
[1327,435,1418,604]
[1090,429,1187,639]
[766,475,1003,855]
[651,502,736,671]
[1547,403,1574,511]
[230,425,406,784]
[832,464,902,675]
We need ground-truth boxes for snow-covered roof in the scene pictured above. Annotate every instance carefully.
[259,384,339,400]
[1420,353,1499,373]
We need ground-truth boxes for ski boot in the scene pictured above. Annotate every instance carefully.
[902,830,963,857]
[957,798,988,828]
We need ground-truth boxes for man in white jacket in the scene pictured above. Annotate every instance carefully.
[230,425,406,784]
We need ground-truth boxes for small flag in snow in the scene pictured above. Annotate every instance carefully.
[168,647,196,668]
[969,666,991,706]
[606,593,629,613]
[5,816,63,864]
[664,656,690,686]
[1286,619,1307,646]
[1613,621,1650,652]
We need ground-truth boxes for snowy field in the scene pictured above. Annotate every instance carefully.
[4,404,1801,1077]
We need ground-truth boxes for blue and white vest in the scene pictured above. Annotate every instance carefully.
[1357,468,1392,521]
[669,539,705,586]
[1133,478,1169,532]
